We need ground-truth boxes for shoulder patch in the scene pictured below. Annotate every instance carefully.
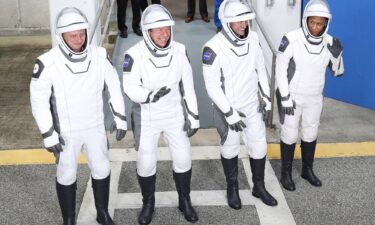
[123,54,134,72]
[202,46,216,65]
[32,58,45,79]
[278,36,290,52]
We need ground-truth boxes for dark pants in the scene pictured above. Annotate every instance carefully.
[117,0,141,31]
[140,0,161,12]
[187,0,208,17]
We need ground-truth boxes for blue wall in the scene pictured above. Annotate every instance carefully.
[304,0,375,109]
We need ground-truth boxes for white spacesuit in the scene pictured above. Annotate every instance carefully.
[202,0,277,208]
[30,7,126,225]
[122,5,199,224]
[276,0,344,191]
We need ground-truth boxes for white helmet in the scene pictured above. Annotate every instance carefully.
[302,0,331,44]
[141,5,175,56]
[219,0,255,46]
[55,7,89,61]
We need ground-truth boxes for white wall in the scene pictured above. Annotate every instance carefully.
[251,0,301,74]
[0,0,50,35]
[48,0,101,46]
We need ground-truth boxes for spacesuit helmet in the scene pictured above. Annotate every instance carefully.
[302,0,331,44]
[219,0,255,46]
[55,7,89,60]
[141,4,175,56]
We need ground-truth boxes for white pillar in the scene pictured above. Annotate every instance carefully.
[48,0,101,47]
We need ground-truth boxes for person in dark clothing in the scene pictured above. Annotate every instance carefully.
[185,0,210,23]
[117,0,143,38]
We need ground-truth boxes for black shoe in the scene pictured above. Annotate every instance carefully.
[138,174,156,225]
[138,203,154,225]
[250,157,278,206]
[173,169,199,223]
[280,141,296,191]
[201,15,210,23]
[301,140,322,187]
[221,156,241,210]
[92,176,116,225]
[185,16,194,23]
[56,181,77,225]
[119,30,128,38]
[134,28,143,36]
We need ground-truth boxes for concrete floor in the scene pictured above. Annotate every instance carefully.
[0,1,375,225]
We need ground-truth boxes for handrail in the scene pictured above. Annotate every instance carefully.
[247,0,278,128]
[90,0,114,46]
[100,0,116,46]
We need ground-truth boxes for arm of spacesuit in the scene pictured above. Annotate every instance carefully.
[122,53,154,103]
[327,37,344,77]
[103,53,127,140]
[276,36,296,115]
[181,50,200,136]
[255,44,272,123]
[30,56,63,163]
[202,46,245,131]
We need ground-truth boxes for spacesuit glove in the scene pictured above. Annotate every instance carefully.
[145,86,171,103]
[327,37,343,59]
[183,118,199,138]
[225,108,246,132]
[281,96,296,116]
[258,97,272,123]
[110,121,127,141]
[45,135,65,164]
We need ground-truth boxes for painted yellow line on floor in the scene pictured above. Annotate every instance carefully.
[1,142,374,166]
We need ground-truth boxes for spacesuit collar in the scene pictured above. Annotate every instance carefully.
[59,45,87,62]
[221,29,246,47]
[144,39,170,58]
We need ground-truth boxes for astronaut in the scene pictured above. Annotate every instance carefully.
[122,5,200,225]
[30,7,127,225]
[276,0,344,191]
[202,0,277,207]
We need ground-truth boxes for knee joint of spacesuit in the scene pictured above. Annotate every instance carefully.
[246,141,267,159]
[221,145,240,159]
[281,126,299,145]
[91,161,110,180]
[57,167,77,186]
[301,127,319,143]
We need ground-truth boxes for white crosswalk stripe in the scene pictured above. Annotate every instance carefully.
[77,147,296,225]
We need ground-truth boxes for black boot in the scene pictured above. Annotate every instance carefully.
[301,140,322,187]
[280,141,296,191]
[221,156,242,209]
[250,157,278,206]
[92,175,116,225]
[56,180,77,225]
[173,169,198,223]
[137,174,156,225]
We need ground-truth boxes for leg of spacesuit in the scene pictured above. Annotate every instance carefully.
[56,180,77,225]
[137,174,156,225]
[92,175,115,225]
[173,169,199,223]
[221,155,242,209]
[280,141,296,191]
[250,157,278,206]
[301,140,322,187]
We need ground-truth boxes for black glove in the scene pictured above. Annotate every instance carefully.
[110,121,126,141]
[183,119,198,137]
[258,97,271,123]
[145,86,171,103]
[327,38,343,58]
[229,111,246,132]
[46,136,65,164]
[281,97,296,116]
